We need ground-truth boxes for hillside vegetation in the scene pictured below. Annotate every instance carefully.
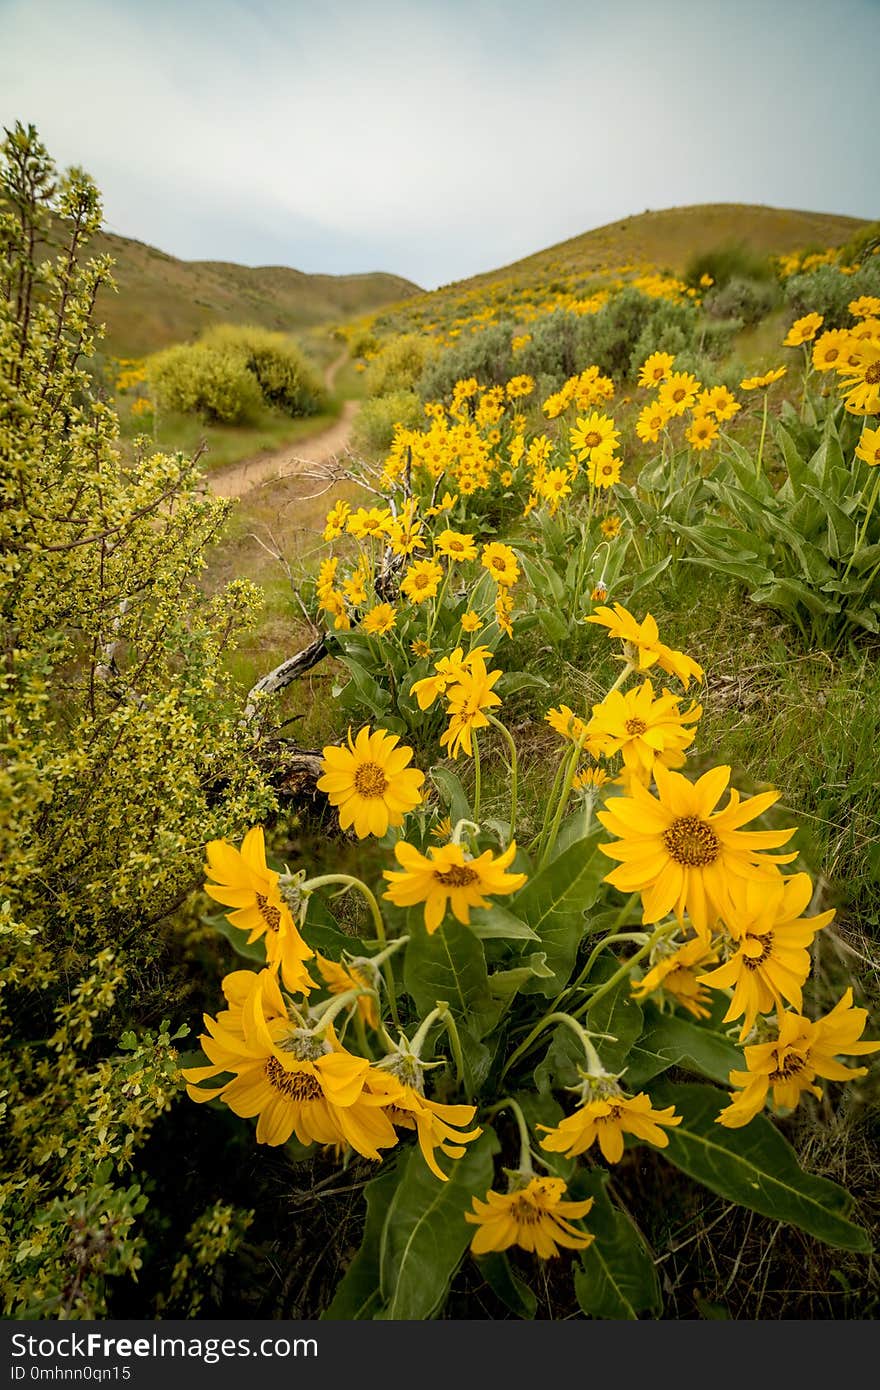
[80,222,421,356]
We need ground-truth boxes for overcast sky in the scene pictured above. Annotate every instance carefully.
[2,0,879,289]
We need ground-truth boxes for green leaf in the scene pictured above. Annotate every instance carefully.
[468,904,539,942]
[333,656,393,721]
[534,1023,585,1095]
[477,1252,537,1318]
[653,1082,872,1253]
[497,669,552,695]
[585,971,643,1074]
[624,1013,744,1089]
[428,764,471,826]
[512,836,605,995]
[322,1160,403,1320]
[488,951,554,999]
[403,915,496,1036]
[574,1170,661,1319]
[378,1129,500,1319]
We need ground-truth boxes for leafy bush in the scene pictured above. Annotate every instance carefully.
[784,260,880,329]
[837,221,880,267]
[352,390,425,455]
[364,332,437,397]
[418,323,516,400]
[703,276,779,326]
[148,340,264,423]
[203,325,325,416]
[685,241,774,288]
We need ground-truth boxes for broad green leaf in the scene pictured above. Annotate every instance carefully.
[497,669,552,695]
[476,1252,537,1319]
[428,764,471,826]
[469,904,539,942]
[323,1160,403,1320]
[512,836,605,995]
[574,1169,661,1319]
[624,1014,744,1088]
[524,606,570,644]
[378,1128,500,1319]
[653,1082,872,1253]
[488,951,554,999]
[534,1023,586,1095]
[403,914,496,1036]
[333,656,392,720]
[302,893,361,957]
[584,970,643,1074]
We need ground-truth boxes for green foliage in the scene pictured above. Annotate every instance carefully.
[583,289,698,381]
[837,221,880,268]
[157,1202,254,1316]
[364,332,437,397]
[0,122,271,1317]
[351,389,425,455]
[667,408,880,646]
[418,322,516,400]
[685,240,774,288]
[784,259,880,328]
[149,324,325,424]
[703,275,779,326]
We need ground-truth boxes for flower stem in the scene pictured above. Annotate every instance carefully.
[486,712,518,838]
[571,920,678,1019]
[436,1002,466,1092]
[500,1010,602,1082]
[484,1096,534,1175]
[301,874,399,1024]
[472,730,482,821]
[756,391,769,475]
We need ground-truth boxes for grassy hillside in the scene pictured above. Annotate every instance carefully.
[86,225,421,356]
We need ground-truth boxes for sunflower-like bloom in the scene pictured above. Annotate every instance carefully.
[658,371,701,417]
[346,505,393,539]
[783,312,824,347]
[836,336,880,415]
[318,726,425,838]
[587,453,622,488]
[182,971,399,1155]
[698,873,833,1038]
[685,412,719,451]
[811,328,851,372]
[849,295,880,319]
[439,656,502,759]
[369,1070,482,1179]
[631,937,720,1019]
[400,557,444,605]
[636,402,669,443]
[316,953,379,1029]
[460,610,483,632]
[204,828,315,994]
[597,764,797,937]
[638,351,675,388]
[699,384,741,421]
[383,839,526,933]
[570,411,620,461]
[410,646,485,711]
[361,602,396,635]
[586,679,701,787]
[322,499,351,540]
[480,541,520,588]
[717,990,880,1129]
[584,603,703,688]
[740,366,786,390]
[435,528,478,562]
[545,703,588,745]
[538,1086,681,1164]
[855,425,880,467]
[466,1177,594,1257]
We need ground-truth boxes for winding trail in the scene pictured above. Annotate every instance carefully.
[208,347,356,500]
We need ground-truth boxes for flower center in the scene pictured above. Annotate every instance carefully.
[663,815,720,867]
[742,933,773,970]
[265,1056,324,1101]
[624,717,648,735]
[255,893,281,932]
[583,430,602,448]
[865,363,880,384]
[434,864,480,888]
[414,573,431,588]
[769,1050,807,1082]
[509,1197,542,1225]
[825,348,839,361]
[672,388,686,402]
[353,762,389,798]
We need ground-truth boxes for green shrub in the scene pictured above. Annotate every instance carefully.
[685,241,773,288]
[837,221,880,267]
[203,325,325,416]
[578,289,698,382]
[703,276,779,326]
[149,341,263,424]
[352,390,425,455]
[784,260,880,328]
[364,332,437,397]
[418,322,515,401]
[516,310,587,385]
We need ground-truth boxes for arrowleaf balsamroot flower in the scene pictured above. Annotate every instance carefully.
[570,411,619,461]
[383,840,527,933]
[718,989,880,1129]
[631,937,720,1020]
[638,351,675,388]
[783,312,824,346]
[697,873,834,1039]
[658,370,701,417]
[480,541,520,588]
[538,1085,682,1164]
[400,557,444,604]
[368,1069,482,1180]
[584,604,704,688]
[586,679,701,787]
[318,726,425,838]
[465,1177,594,1257]
[203,827,315,994]
[439,655,503,759]
[597,764,797,938]
[855,425,880,466]
[316,953,379,1029]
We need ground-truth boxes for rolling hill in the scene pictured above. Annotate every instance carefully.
[85,225,422,357]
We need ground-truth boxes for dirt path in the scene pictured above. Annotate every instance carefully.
[208,346,356,500]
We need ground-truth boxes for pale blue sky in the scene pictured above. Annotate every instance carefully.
[2,0,878,288]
